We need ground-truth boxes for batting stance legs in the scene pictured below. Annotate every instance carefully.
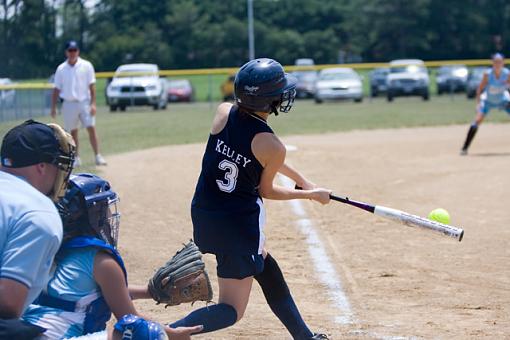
[254,253,317,339]
[169,252,319,339]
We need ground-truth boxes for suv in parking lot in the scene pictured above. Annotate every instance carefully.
[106,63,167,111]
[369,67,389,97]
[436,65,468,95]
[386,59,429,101]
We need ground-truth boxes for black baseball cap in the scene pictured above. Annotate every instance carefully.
[1,120,62,168]
[65,40,79,50]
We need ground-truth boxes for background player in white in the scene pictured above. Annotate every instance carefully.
[0,120,75,338]
[461,53,510,155]
[51,40,107,167]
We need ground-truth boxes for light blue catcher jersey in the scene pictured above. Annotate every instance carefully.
[22,237,127,339]
[485,68,510,104]
[0,170,63,313]
[22,247,101,339]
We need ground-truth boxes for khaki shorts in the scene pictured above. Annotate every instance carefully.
[62,100,95,131]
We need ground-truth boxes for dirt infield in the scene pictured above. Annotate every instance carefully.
[101,123,509,339]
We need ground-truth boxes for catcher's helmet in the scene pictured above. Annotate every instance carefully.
[57,173,120,247]
[234,58,297,115]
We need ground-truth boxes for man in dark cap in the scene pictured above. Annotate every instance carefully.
[51,40,107,167]
[0,120,75,337]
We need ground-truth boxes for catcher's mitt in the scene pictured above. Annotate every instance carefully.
[148,240,213,307]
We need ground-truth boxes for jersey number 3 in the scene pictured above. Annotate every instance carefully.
[216,160,239,193]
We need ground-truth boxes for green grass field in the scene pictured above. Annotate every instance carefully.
[1,95,509,172]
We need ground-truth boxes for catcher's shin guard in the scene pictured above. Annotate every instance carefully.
[254,254,313,339]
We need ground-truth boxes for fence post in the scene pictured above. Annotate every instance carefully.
[208,73,213,110]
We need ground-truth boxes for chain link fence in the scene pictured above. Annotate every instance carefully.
[0,83,53,123]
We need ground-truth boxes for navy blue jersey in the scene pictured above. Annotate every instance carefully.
[192,106,273,255]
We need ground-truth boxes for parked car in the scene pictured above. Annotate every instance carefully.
[0,78,16,108]
[294,58,315,66]
[436,65,468,95]
[466,67,488,99]
[292,70,318,98]
[314,67,363,103]
[166,79,195,102]
[387,59,429,101]
[369,67,389,97]
[221,74,235,101]
[106,63,167,111]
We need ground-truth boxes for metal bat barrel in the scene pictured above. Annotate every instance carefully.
[297,186,464,241]
[373,206,464,241]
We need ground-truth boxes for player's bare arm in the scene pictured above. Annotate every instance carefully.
[0,278,29,318]
[51,87,60,118]
[278,162,316,189]
[95,252,201,339]
[89,83,96,116]
[475,73,488,103]
[211,102,233,134]
[94,251,138,319]
[253,132,330,204]
[128,285,151,300]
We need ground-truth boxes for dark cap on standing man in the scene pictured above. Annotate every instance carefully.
[65,40,79,51]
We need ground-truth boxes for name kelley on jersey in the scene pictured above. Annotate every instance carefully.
[216,139,252,167]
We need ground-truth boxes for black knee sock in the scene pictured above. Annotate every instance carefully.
[462,123,478,151]
[254,254,313,339]
[168,303,237,334]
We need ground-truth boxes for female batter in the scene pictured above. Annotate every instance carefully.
[169,58,331,339]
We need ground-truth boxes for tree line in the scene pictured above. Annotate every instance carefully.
[1,0,509,79]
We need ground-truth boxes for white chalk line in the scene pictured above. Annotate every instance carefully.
[280,174,354,325]
[279,173,417,339]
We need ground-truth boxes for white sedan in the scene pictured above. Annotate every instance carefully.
[314,68,363,103]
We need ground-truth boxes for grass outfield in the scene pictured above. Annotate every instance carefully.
[1,95,508,171]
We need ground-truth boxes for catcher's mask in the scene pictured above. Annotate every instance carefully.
[47,123,76,202]
[234,58,297,116]
[57,173,120,247]
[1,120,75,202]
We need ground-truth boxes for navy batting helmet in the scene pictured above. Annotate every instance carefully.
[57,173,120,247]
[234,58,297,115]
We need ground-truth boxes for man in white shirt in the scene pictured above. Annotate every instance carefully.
[51,40,107,167]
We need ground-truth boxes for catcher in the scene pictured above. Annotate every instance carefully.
[22,173,210,339]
